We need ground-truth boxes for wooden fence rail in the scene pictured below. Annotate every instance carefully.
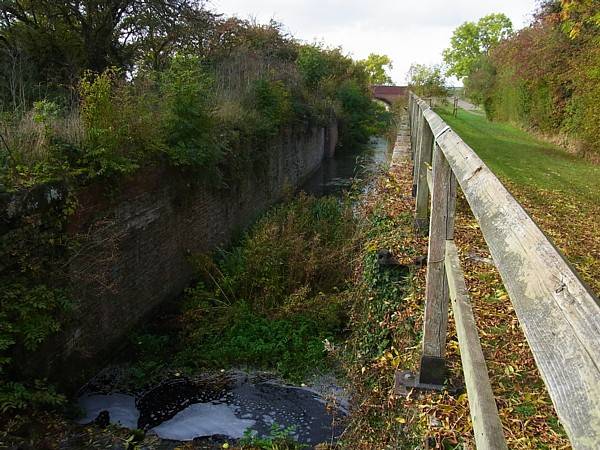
[398,92,600,450]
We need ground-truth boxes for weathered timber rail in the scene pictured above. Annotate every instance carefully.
[397,92,600,449]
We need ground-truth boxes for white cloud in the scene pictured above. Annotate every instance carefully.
[209,0,538,84]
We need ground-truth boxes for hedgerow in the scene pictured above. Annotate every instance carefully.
[465,1,600,158]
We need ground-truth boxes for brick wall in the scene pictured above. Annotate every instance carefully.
[8,123,336,388]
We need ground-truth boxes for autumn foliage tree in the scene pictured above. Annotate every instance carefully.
[359,53,393,85]
[466,1,600,157]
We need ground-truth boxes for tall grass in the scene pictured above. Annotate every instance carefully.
[1,109,83,167]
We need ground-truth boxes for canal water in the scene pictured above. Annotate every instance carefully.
[78,372,347,447]
[76,137,392,448]
[302,136,392,196]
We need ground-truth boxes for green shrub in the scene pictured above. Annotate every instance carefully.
[160,55,223,173]
[297,46,332,88]
[204,194,356,311]
[78,69,139,177]
[177,303,334,382]
[249,79,293,139]
[0,282,70,412]
[336,80,392,148]
[0,380,65,413]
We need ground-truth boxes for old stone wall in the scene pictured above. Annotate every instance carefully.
[2,123,337,387]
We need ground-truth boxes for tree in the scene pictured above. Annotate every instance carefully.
[443,13,513,80]
[359,53,393,85]
[559,0,600,38]
[406,63,448,97]
[462,56,496,107]
[0,0,135,74]
[0,0,217,103]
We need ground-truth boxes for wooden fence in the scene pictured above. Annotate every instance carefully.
[398,92,600,450]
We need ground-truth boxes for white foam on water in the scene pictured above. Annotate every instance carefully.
[150,402,256,441]
[77,393,139,429]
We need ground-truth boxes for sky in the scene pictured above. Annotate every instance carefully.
[209,0,539,85]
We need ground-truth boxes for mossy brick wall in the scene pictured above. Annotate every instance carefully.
[2,123,337,388]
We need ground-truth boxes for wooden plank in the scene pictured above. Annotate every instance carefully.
[421,144,456,362]
[419,101,600,449]
[446,170,457,240]
[446,241,508,450]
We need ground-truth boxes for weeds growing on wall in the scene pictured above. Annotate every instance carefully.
[0,194,76,413]
[0,14,391,191]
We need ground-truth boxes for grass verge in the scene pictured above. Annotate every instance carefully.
[436,105,600,295]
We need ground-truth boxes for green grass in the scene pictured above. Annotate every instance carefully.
[436,105,600,205]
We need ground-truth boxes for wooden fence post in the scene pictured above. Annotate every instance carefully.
[414,112,434,233]
[412,108,424,196]
[412,96,420,161]
[419,143,457,385]
[407,93,412,149]
[409,94,417,160]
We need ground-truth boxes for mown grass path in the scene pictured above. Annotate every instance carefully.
[437,105,600,295]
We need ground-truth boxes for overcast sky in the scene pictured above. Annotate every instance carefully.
[210,0,539,85]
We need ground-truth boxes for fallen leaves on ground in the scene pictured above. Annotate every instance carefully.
[342,152,574,449]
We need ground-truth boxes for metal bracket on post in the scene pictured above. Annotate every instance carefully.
[395,356,447,393]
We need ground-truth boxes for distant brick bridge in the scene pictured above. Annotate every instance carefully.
[371,85,408,105]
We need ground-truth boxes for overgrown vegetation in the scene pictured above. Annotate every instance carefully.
[176,194,358,382]
[0,189,77,415]
[54,192,360,395]
[0,2,391,190]
[445,0,600,158]
[339,192,424,449]
[0,0,393,420]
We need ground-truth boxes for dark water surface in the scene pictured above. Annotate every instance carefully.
[78,372,346,448]
[301,136,392,196]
